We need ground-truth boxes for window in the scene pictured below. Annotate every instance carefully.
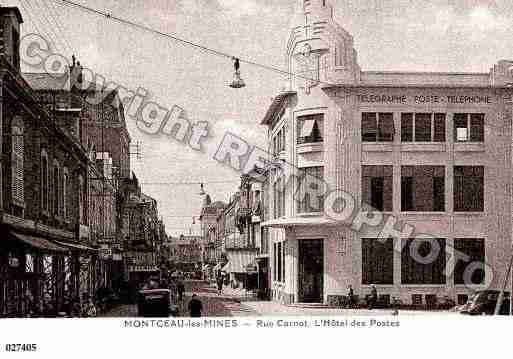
[362,238,394,285]
[362,113,394,142]
[362,166,393,211]
[282,241,286,283]
[53,162,60,216]
[401,238,446,284]
[41,151,49,212]
[78,175,85,224]
[454,114,484,142]
[297,166,324,213]
[11,117,24,204]
[273,242,277,280]
[297,114,323,144]
[454,166,484,212]
[401,113,446,142]
[454,239,485,285]
[401,166,445,212]
[275,242,284,283]
[272,126,286,155]
[63,168,69,220]
[273,174,285,219]
[25,254,34,273]
[12,26,20,69]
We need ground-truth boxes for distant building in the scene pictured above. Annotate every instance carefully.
[169,235,202,272]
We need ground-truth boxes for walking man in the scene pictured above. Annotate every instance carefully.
[188,294,203,317]
[216,273,224,295]
[177,278,185,302]
[369,285,378,310]
[347,284,355,309]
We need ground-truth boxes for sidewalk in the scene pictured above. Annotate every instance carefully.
[218,286,259,302]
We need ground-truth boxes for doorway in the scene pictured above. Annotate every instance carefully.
[298,239,324,303]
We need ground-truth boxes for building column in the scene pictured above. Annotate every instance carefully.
[285,226,298,304]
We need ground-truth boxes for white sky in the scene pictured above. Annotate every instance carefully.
[8,0,513,235]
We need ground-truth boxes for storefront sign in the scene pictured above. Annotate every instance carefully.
[357,93,493,105]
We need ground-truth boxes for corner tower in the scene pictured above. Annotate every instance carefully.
[286,0,360,93]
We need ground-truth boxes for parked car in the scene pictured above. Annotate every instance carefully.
[460,290,510,315]
[137,289,174,317]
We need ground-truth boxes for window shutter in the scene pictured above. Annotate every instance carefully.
[11,127,24,204]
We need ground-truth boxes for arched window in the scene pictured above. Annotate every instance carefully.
[41,150,49,212]
[11,117,24,205]
[63,168,69,220]
[53,161,60,216]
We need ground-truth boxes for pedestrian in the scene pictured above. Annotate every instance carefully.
[177,278,185,302]
[188,294,203,317]
[369,285,378,310]
[347,284,355,309]
[216,274,224,295]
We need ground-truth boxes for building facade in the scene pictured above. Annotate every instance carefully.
[261,0,513,306]
[0,6,95,317]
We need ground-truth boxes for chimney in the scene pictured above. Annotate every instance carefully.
[69,55,84,91]
[0,6,23,71]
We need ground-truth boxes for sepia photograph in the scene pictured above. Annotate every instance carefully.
[0,0,512,357]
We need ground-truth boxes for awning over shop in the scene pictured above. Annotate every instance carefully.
[223,251,257,273]
[55,241,98,253]
[202,264,212,271]
[10,232,68,253]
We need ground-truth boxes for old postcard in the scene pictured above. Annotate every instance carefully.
[0,0,511,357]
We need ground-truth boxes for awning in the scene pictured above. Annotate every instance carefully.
[10,232,68,253]
[223,251,257,273]
[55,241,98,253]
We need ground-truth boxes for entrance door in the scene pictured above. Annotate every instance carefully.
[298,239,324,303]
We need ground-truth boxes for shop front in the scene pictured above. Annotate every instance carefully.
[0,230,69,317]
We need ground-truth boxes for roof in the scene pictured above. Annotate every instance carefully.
[23,72,69,91]
[261,90,297,126]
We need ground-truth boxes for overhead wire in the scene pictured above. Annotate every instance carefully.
[52,0,342,88]
[141,180,239,185]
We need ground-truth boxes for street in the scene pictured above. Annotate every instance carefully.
[103,280,453,317]
[102,280,258,317]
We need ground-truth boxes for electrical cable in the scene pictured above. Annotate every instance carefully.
[52,0,341,88]
[141,180,239,185]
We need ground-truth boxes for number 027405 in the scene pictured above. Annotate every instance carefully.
[5,344,38,352]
